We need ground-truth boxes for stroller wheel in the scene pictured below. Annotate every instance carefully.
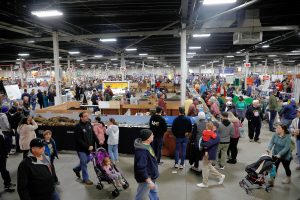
[122,182,129,190]
[96,183,103,190]
[112,189,120,197]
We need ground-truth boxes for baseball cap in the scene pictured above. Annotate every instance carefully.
[30,138,45,148]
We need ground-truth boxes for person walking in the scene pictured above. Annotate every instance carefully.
[267,123,292,185]
[172,107,192,169]
[106,118,119,164]
[246,100,263,143]
[17,138,60,200]
[30,89,37,111]
[149,106,167,165]
[196,127,225,188]
[37,89,44,109]
[227,112,241,164]
[43,91,49,108]
[269,90,279,132]
[73,111,98,185]
[134,129,159,200]
[17,116,38,158]
[235,96,247,123]
[290,108,300,170]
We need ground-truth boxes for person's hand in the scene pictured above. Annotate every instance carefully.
[148,181,156,190]
[88,146,94,151]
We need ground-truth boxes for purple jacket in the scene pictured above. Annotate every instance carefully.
[202,133,220,161]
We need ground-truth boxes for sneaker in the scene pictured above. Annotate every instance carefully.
[83,180,93,185]
[174,164,179,168]
[219,166,225,170]
[254,140,261,143]
[281,177,291,184]
[179,164,185,169]
[196,183,208,188]
[227,159,237,164]
[191,166,201,172]
[249,139,253,142]
[218,175,226,185]
[73,168,81,178]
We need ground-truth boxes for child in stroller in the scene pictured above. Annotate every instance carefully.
[91,148,129,197]
[239,154,276,194]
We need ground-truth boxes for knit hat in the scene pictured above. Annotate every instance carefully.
[30,138,45,148]
[1,105,9,113]
[140,129,153,141]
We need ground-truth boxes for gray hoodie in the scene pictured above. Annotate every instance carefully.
[218,119,234,143]
[0,113,10,132]
[106,124,119,145]
[134,138,147,150]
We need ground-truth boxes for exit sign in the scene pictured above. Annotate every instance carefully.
[244,63,251,68]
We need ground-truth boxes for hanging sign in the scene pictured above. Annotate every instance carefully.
[244,63,251,68]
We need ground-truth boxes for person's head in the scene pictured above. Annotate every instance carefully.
[156,106,163,115]
[108,118,117,125]
[140,129,154,144]
[31,89,35,93]
[38,89,41,93]
[79,111,89,123]
[275,123,289,135]
[17,107,23,113]
[93,89,96,94]
[221,112,229,120]
[24,89,27,93]
[103,157,111,166]
[43,130,52,141]
[43,90,47,95]
[193,97,199,105]
[179,106,185,115]
[206,122,214,131]
[239,96,244,101]
[30,138,45,157]
[95,116,101,123]
[252,100,260,108]
[198,112,206,120]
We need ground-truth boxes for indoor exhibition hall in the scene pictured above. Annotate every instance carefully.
[0,0,300,200]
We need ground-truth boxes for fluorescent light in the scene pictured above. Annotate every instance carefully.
[273,59,280,62]
[189,46,201,50]
[100,38,117,42]
[18,53,29,56]
[203,0,237,5]
[125,48,137,51]
[69,51,80,55]
[111,58,118,61]
[76,59,83,62]
[291,50,300,53]
[226,55,234,58]
[262,45,270,48]
[268,55,277,57]
[187,52,196,55]
[59,57,62,59]
[287,60,295,63]
[236,51,241,54]
[113,64,118,66]
[45,61,52,64]
[139,53,148,56]
[80,64,85,66]
[192,34,211,38]
[31,10,63,18]
[27,40,35,43]
[94,55,103,58]
[147,57,155,59]
[16,58,24,61]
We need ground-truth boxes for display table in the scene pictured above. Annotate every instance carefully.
[36,101,90,114]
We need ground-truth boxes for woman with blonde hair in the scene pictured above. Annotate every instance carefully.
[227,112,242,164]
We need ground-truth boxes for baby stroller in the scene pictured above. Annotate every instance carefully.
[91,148,129,197]
[239,154,276,194]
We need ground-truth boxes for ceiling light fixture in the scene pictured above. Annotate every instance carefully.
[27,40,35,43]
[192,34,211,38]
[226,55,234,58]
[76,59,83,62]
[189,46,201,50]
[18,53,29,56]
[31,10,63,18]
[203,0,236,5]
[268,55,277,57]
[187,52,196,55]
[111,58,118,61]
[68,51,80,55]
[100,38,117,42]
[125,48,137,51]
[139,53,148,56]
[236,51,241,54]
[80,64,85,66]
[262,45,270,48]
[94,55,103,58]
[291,50,300,53]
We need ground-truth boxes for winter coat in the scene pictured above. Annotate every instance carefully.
[269,94,278,111]
[0,113,10,132]
[74,121,98,154]
[281,103,297,120]
[134,138,159,183]
[43,138,58,159]
[246,105,263,123]
[18,121,38,151]
[17,154,55,200]
[149,114,167,138]
[267,133,292,161]
[202,133,220,161]
[171,115,192,138]
[106,125,119,145]
[231,121,241,139]
[93,122,106,145]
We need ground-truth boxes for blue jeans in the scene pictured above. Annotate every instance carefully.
[31,102,36,110]
[108,144,119,162]
[151,136,163,163]
[269,110,277,131]
[73,152,92,182]
[135,182,159,200]
[51,191,60,200]
[175,137,188,165]
[297,139,300,164]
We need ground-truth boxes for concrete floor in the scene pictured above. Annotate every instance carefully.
[1,122,300,200]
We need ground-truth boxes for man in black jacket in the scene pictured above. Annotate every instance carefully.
[37,89,44,109]
[73,111,98,185]
[0,131,15,192]
[172,107,192,169]
[246,100,264,143]
[149,106,167,165]
[17,138,59,200]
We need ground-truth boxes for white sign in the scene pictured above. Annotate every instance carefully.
[4,85,22,100]
[244,63,251,68]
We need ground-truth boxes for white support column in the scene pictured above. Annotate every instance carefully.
[273,63,276,75]
[180,23,187,106]
[264,59,268,74]
[211,62,214,76]
[20,61,24,88]
[222,59,225,76]
[244,52,250,89]
[53,31,61,105]
[67,56,70,69]
[121,53,125,81]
